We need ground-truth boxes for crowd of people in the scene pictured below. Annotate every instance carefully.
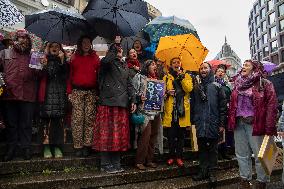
[0,29,281,189]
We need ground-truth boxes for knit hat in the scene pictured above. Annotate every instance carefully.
[15,29,29,38]
[0,33,4,41]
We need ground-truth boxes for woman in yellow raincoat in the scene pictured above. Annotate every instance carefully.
[163,57,193,167]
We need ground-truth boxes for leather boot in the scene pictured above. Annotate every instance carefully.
[3,147,16,162]
[238,179,252,189]
[192,169,208,181]
[254,181,266,189]
[23,148,32,160]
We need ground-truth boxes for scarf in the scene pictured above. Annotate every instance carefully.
[169,68,185,120]
[127,58,141,69]
[13,43,31,54]
[234,71,261,96]
[198,71,215,101]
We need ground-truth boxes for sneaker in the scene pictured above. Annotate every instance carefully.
[43,146,52,158]
[101,165,117,174]
[136,163,146,170]
[176,158,184,167]
[114,166,125,173]
[167,158,174,166]
[146,162,158,168]
[54,147,63,158]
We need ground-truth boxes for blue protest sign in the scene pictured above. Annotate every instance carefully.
[143,79,165,112]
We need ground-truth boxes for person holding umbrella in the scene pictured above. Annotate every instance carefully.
[93,37,136,174]
[67,35,100,157]
[38,42,68,158]
[163,57,193,167]
[0,29,39,161]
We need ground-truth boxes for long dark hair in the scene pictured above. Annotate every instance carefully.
[76,35,94,55]
[47,42,66,59]
[140,59,155,76]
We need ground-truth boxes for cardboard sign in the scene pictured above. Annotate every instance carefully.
[143,79,165,112]
[258,135,279,175]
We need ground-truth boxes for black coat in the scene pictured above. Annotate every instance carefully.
[40,55,68,118]
[98,49,136,108]
[192,74,227,139]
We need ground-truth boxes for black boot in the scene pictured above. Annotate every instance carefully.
[82,146,91,157]
[23,148,32,160]
[192,169,208,181]
[208,172,217,188]
[75,148,83,157]
[3,147,16,162]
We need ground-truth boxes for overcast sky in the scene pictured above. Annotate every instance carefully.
[145,0,255,62]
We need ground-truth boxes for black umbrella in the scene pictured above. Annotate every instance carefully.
[83,0,149,40]
[25,8,94,45]
[121,31,150,52]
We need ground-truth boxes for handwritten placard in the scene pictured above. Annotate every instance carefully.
[143,79,165,112]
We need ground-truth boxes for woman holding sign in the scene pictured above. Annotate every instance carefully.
[163,57,193,167]
[228,60,277,189]
[132,59,162,170]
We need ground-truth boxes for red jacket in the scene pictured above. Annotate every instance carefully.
[228,79,277,136]
[67,51,100,94]
[0,48,39,102]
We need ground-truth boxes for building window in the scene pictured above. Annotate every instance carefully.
[255,15,260,26]
[270,26,277,38]
[269,12,275,24]
[257,39,261,49]
[268,0,274,11]
[261,20,267,31]
[55,0,75,5]
[280,35,284,46]
[253,33,256,43]
[256,27,261,37]
[271,54,279,64]
[258,51,263,61]
[279,3,284,17]
[263,46,269,57]
[271,40,278,52]
[255,4,260,13]
[260,0,265,6]
[263,33,268,44]
[281,50,284,62]
[261,8,266,19]
[280,19,284,31]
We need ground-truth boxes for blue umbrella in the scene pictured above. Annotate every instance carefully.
[25,8,93,45]
[143,16,199,43]
[83,0,149,39]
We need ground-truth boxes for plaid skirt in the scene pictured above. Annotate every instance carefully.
[93,105,130,151]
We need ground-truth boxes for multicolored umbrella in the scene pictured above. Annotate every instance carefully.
[143,16,199,43]
[155,34,208,72]
[0,0,24,27]
[83,0,149,39]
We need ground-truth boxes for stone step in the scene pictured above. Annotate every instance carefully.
[0,159,238,189]
[100,168,283,189]
[0,149,204,176]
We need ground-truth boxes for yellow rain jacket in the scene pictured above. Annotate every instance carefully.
[162,72,193,127]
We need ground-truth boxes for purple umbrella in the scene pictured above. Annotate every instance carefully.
[261,61,277,73]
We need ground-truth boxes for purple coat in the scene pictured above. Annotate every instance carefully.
[0,48,39,102]
[228,79,277,136]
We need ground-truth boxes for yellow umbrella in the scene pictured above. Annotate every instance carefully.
[155,34,209,72]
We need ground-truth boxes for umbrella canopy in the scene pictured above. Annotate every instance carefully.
[261,61,277,73]
[0,0,24,27]
[207,59,231,71]
[25,8,93,45]
[83,0,149,39]
[121,31,150,53]
[155,34,208,72]
[143,16,199,43]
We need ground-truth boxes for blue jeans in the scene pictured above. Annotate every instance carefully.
[234,118,270,182]
[282,139,284,184]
